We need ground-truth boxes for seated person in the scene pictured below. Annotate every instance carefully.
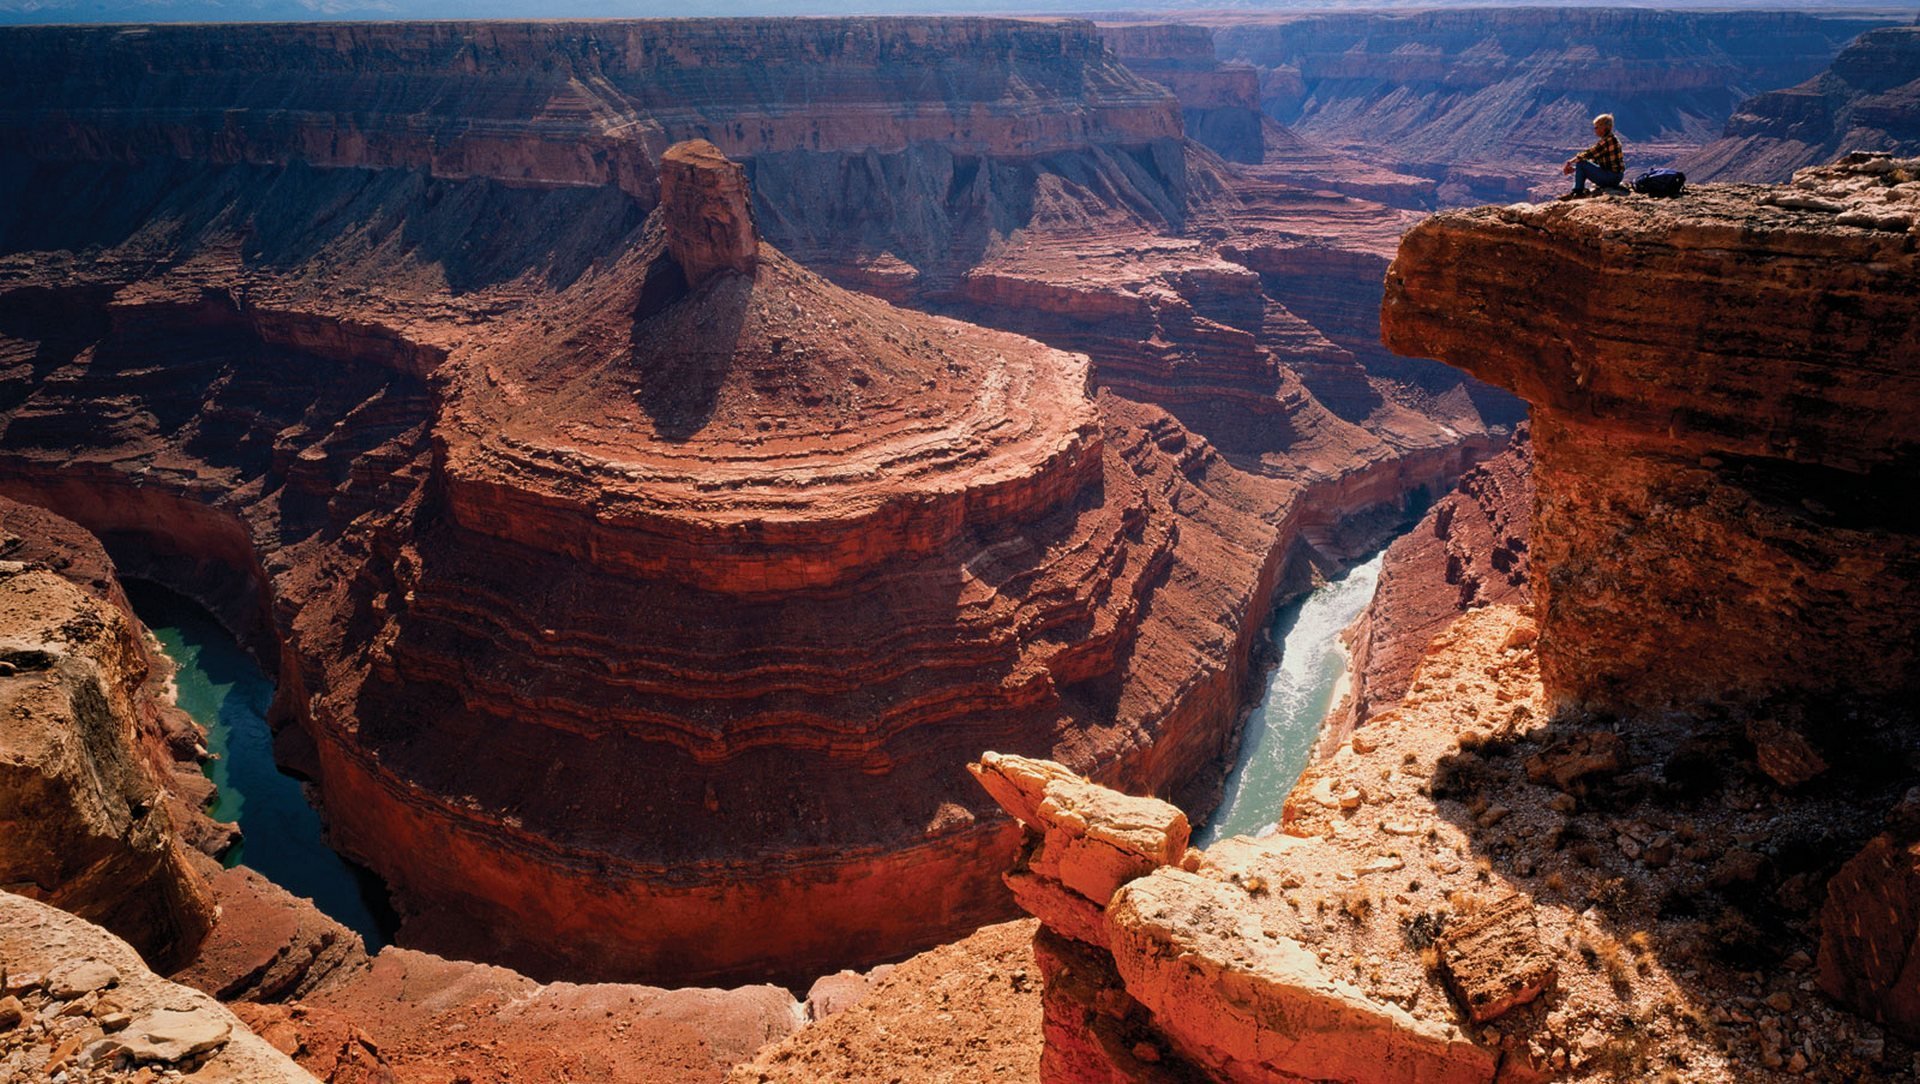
[1561,114,1625,198]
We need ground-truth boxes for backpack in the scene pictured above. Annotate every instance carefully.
[1633,169,1686,197]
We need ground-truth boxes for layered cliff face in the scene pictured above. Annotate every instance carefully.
[1212,10,1891,205]
[1100,24,1264,164]
[0,18,1179,207]
[0,500,216,973]
[0,17,1505,988]
[1380,160,1920,1056]
[0,494,811,1081]
[1689,26,1920,182]
[0,17,1505,489]
[1383,156,1920,715]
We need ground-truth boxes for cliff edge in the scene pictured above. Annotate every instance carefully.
[1383,154,1920,715]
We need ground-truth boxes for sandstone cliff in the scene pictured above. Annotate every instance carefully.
[1383,155,1920,715]
[1688,26,1920,182]
[1212,10,1890,204]
[1101,24,1264,164]
[1377,155,1920,1069]
[0,502,216,973]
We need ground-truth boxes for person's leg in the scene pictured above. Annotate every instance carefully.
[1572,159,1599,193]
[1595,166,1625,191]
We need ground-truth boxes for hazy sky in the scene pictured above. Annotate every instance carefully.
[3,0,1909,24]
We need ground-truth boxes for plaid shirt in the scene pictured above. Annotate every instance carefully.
[1578,132,1624,173]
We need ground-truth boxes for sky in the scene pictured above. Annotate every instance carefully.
[3,0,1910,24]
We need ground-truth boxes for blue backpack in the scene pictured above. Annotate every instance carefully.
[1633,169,1686,197]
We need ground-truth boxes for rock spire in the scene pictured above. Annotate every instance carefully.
[658,139,759,286]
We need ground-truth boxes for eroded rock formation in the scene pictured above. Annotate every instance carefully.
[0,503,215,972]
[1690,26,1920,182]
[1213,10,1890,204]
[1101,24,1264,164]
[969,735,1509,1082]
[0,17,1503,987]
[1382,156,1920,715]
[1336,433,1532,740]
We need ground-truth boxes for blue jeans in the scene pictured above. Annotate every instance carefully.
[1573,159,1624,193]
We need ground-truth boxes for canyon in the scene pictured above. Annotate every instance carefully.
[1689,24,1920,181]
[953,156,1920,1084]
[1199,9,1893,203]
[0,15,1502,994]
[2,12,1917,1084]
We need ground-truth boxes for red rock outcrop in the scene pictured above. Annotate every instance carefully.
[1210,10,1891,204]
[970,750,1501,1083]
[1336,433,1532,739]
[1382,156,1920,715]
[1688,26,1920,182]
[1818,817,1920,1041]
[0,509,216,972]
[659,140,760,285]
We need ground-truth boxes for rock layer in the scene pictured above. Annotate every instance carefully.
[1101,24,1264,164]
[1336,433,1532,740]
[970,751,1499,1083]
[0,517,215,972]
[1382,157,1920,714]
[0,16,1503,986]
[1212,10,1889,204]
[1690,26,1920,182]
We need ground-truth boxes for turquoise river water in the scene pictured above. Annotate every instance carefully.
[1198,549,1387,847]
[126,581,393,949]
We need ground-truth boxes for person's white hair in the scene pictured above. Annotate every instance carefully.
[1593,113,1615,132]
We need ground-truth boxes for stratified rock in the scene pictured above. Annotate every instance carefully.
[971,752,1190,908]
[1338,432,1532,738]
[1435,895,1556,1024]
[1383,157,1920,715]
[1215,9,1888,203]
[1107,870,1493,1084]
[0,890,314,1082]
[1689,26,1920,182]
[171,867,365,1003]
[1818,832,1920,1039]
[659,140,758,285]
[0,561,215,971]
[1101,24,1264,163]
[0,16,1502,987]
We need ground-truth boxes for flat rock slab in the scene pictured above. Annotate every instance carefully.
[112,1007,233,1063]
[46,958,119,999]
[1437,894,1557,1023]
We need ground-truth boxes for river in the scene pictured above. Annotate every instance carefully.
[1197,549,1387,847]
[125,581,395,950]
